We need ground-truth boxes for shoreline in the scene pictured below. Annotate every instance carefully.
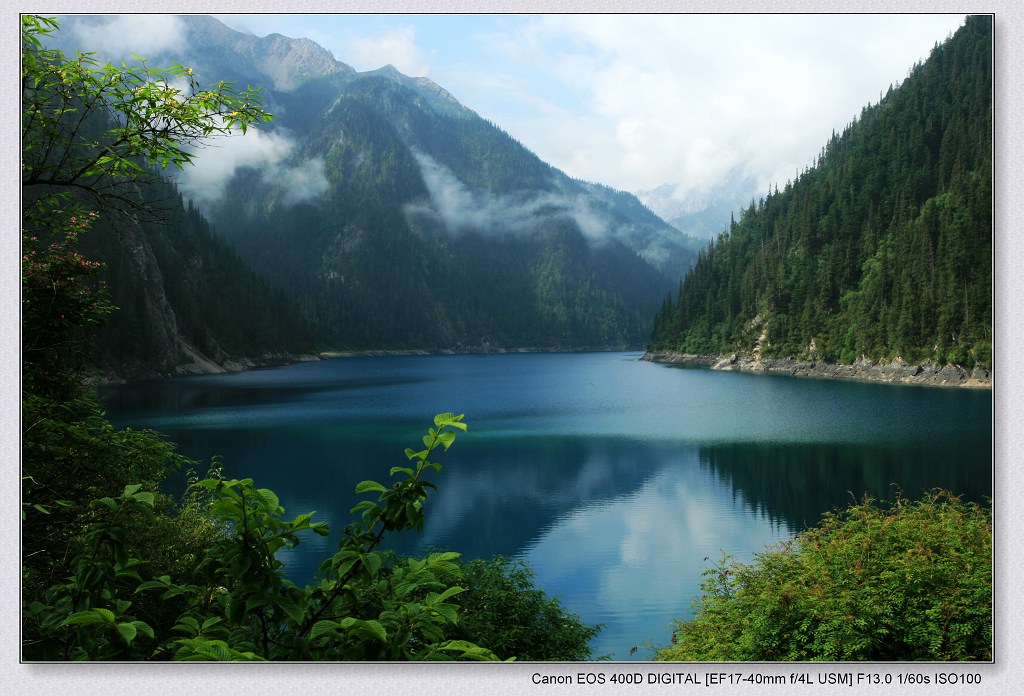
[96,345,647,383]
[641,351,993,389]
[321,345,644,358]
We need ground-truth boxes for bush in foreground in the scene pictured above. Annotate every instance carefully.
[451,556,601,661]
[656,490,991,661]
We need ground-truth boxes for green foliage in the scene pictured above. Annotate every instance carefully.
[448,556,602,661]
[656,491,992,662]
[24,414,511,661]
[22,205,113,400]
[24,484,163,660]
[81,186,317,376]
[22,14,271,220]
[650,16,992,369]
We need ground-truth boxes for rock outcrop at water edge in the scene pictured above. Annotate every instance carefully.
[641,352,992,388]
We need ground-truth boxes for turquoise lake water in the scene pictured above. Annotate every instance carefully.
[99,352,992,661]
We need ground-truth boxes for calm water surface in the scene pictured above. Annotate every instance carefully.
[99,352,992,660]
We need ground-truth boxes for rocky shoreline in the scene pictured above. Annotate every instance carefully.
[96,344,324,384]
[641,351,992,389]
[322,345,644,358]
[98,345,646,383]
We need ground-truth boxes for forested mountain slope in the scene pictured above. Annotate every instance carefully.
[48,15,699,352]
[80,180,316,379]
[649,16,991,371]
[26,21,317,380]
[209,72,681,349]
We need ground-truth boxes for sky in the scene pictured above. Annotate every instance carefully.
[46,12,967,209]
[204,13,966,205]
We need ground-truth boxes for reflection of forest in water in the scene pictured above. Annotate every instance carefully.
[117,421,992,583]
[99,352,993,590]
[697,440,992,532]
[387,434,992,562]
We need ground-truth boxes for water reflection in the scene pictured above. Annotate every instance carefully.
[523,448,791,660]
[98,353,992,661]
[697,440,992,531]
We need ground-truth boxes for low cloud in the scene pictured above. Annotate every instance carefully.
[60,15,188,62]
[459,14,965,198]
[343,25,432,77]
[405,151,610,245]
[279,158,329,206]
[175,128,329,207]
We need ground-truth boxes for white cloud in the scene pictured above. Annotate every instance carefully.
[64,15,187,61]
[524,455,792,656]
[56,13,969,212]
[341,25,432,76]
[175,129,328,206]
[462,14,965,200]
[406,151,610,244]
[280,158,330,206]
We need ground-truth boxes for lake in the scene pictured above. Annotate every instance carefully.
[98,352,992,661]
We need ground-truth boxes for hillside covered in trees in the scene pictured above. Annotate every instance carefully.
[45,15,699,354]
[80,180,317,379]
[649,16,991,371]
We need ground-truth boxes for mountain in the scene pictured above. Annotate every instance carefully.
[54,15,700,353]
[26,16,321,379]
[649,16,992,371]
[79,179,318,380]
[636,169,762,241]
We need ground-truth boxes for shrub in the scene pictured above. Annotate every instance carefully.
[656,490,991,661]
[450,556,601,661]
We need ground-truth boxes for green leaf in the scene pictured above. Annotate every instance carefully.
[350,500,379,515]
[354,480,387,495]
[433,639,502,661]
[116,621,138,644]
[209,498,242,520]
[332,554,359,579]
[431,604,459,624]
[291,511,315,529]
[437,430,456,451]
[340,618,387,643]
[173,616,201,636]
[93,497,117,512]
[277,595,306,625]
[133,491,155,507]
[201,617,223,632]
[434,412,467,430]
[310,620,339,641]
[427,551,461,564]
[390,466,415,477]
[434,585,466,603]
[62,608,116,626]
[135,576,171,593]
[245,596,270,614]
[361,552,383,577]
[256,488,280,511]
[116,567,143,583]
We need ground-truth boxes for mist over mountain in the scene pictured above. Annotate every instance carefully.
[636,169,762,241]
[53,15,700,353]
